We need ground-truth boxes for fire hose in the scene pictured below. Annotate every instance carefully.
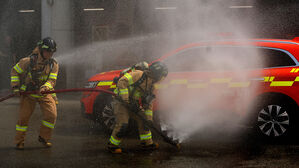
[0,88,113,102]
[0,88,181,149]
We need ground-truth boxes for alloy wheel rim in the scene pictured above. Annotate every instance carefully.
[257,104,289,137]
[102,102,115,130]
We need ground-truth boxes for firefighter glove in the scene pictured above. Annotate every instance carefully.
[142,94,155,109]
[39,86,49,94]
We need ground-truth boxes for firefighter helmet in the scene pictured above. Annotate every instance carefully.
[38,37,57,52]
[149,61,168,82]
[134,61,149,71]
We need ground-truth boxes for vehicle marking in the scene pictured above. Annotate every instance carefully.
[170,79,188,85]
[229,82,250,88]
[290,68,299,73]
[210,78,232,83]
[270,81,294,87]
[187,83,208,88]
[264,76,275,82]
[97,75,299,90]
[97,81,113,86]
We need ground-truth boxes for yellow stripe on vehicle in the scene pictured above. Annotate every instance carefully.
[270,81,294,87]
[97,81,113,86]
[264,76,275,82]
[187,83,208,88]
[229,82,250,88]
[290,68,299,73]
[210,78,231,83]
[170,79,188,85]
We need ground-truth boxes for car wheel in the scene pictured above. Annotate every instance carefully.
[253,95,298,142]
[257,104,290,137]
[93,93,115,133]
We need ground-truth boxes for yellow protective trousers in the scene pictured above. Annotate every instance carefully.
[109,100,153,146]
[14,94,57,145]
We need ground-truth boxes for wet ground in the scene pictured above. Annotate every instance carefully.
[0,93,298,168]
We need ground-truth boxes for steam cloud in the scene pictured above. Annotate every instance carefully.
[57,0,260,142]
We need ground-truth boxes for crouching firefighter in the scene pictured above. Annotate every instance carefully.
[11,37,59,150]
[108,61,168,154]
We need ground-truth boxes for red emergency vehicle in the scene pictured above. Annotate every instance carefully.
[81,38,299,141]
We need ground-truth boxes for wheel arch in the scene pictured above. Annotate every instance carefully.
[93,90,114,117]
[246,91,299,125]
[252,92,298,109]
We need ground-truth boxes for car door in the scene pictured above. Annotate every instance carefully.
[155,45,269,118]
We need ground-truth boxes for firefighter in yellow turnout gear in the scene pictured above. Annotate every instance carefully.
[11,37,59,150]
[108,61,168,154]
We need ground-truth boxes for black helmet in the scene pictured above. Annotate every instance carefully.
[38,37,57,52]
[149,61,168,82]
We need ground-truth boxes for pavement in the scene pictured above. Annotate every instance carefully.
[0,93,298,168]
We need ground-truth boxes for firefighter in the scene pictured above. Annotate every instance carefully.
[11,37,59,150]
[108,61,168,154]
[113,61,149,84]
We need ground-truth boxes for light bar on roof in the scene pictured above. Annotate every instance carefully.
[155,7,177,10]
[83,8,104,11]
[18,10,35,13]
[229,6,253,9]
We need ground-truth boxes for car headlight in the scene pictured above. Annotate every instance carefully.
[84,81,99,88]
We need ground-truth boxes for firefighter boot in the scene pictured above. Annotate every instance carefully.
[141,142,159,151]
[16,143,24,150]
[107,142,122,154]
[38,136,52,148]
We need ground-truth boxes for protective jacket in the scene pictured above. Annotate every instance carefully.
[11,47,58,99]
[115,70,155,111]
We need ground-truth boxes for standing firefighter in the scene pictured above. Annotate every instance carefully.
[108,61,168,154]
[11,37,59,150]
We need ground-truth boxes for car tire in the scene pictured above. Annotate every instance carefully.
[252,94,298,143]
[93,92,115,134]
[93,93,138,136]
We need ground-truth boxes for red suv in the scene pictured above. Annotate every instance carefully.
[81,38,299,140]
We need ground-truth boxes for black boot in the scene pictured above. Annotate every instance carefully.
[38,136,52,148]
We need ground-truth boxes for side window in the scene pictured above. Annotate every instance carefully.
[260,49,296,68]
[163,46,264,72]
[163,46,296,72]
[163,47,210,72]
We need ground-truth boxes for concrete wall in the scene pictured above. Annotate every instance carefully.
[42,0,73,88]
